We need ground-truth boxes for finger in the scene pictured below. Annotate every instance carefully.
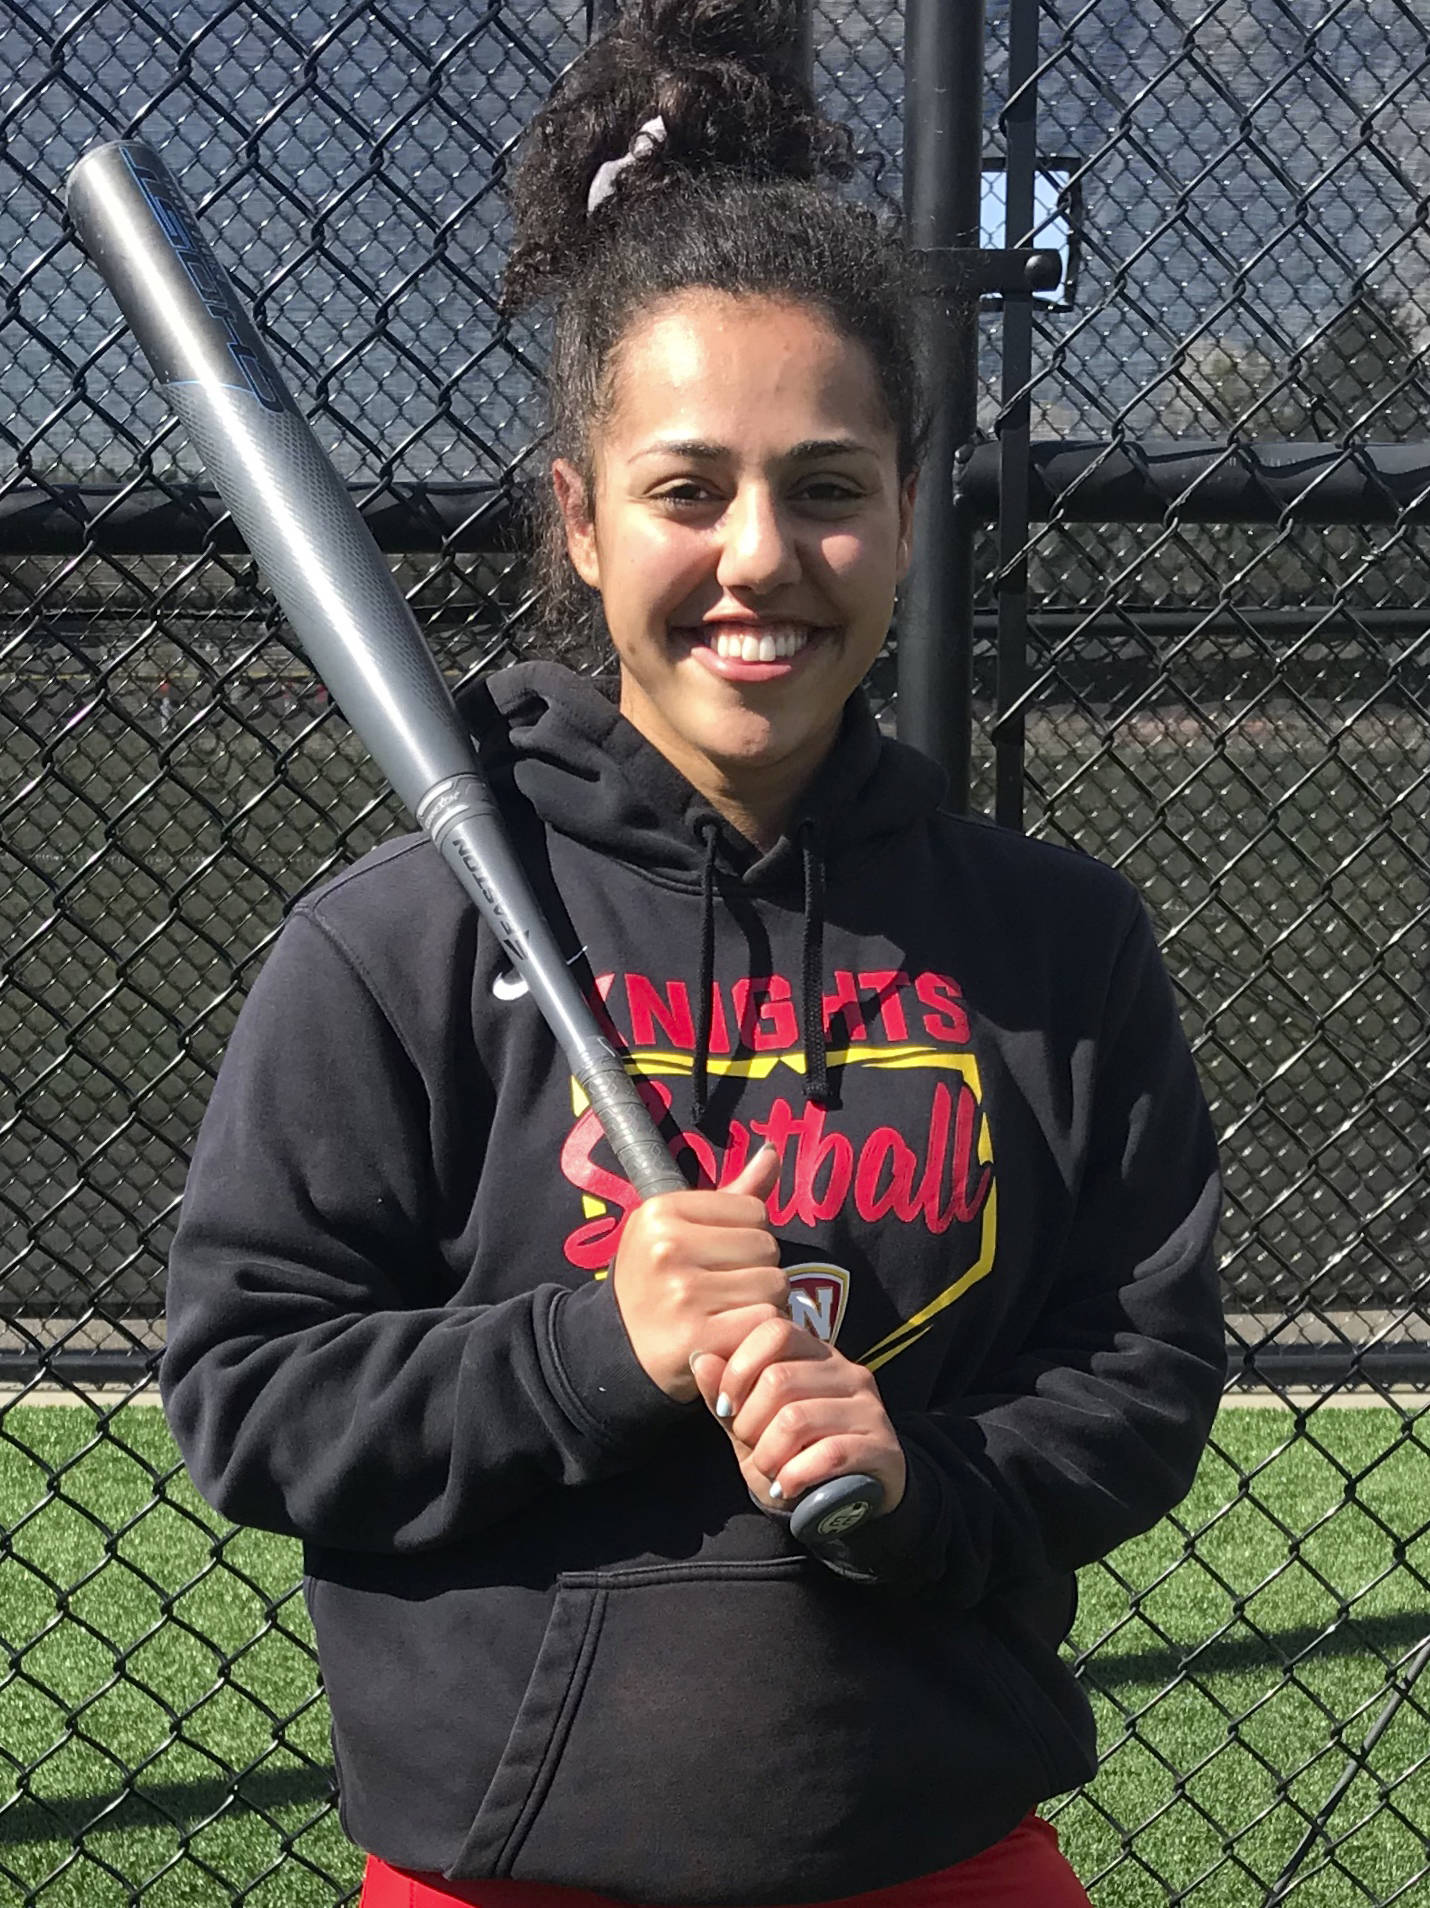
[689,1265,792,1320]
[747,1394,869,1482]
[690,1323,813,1428]
[725,1143,779,1201]
[770,1434,877,1505]
[641,1222,781,1272]
[729,1356,855,1450]
[689,1301,786,1372]
[645,1193,781,1237]
[718,1315,833,1420]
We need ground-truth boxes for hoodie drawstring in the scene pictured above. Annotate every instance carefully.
[690,817,831,1124]
[692,819,720,1124]
[797,820,831,1109]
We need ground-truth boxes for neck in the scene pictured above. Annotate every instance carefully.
[616,688,840,852]
[699,783,791,853]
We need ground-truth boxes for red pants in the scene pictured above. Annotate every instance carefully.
[360,1814,1092,1908]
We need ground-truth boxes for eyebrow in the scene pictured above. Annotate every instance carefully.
[632,436,874,463]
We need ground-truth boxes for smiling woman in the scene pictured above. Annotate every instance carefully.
[158,4,1225,1907]
[551,290,915,842]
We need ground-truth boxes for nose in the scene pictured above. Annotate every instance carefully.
[716,483,801,596]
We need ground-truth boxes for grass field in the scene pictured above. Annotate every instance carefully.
[2,1404,1427,1907]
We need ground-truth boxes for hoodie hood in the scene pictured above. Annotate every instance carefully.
[456,659,946,892]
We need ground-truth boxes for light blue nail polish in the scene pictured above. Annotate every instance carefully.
[716,1392,733,1420]
[769,1481,784,1502]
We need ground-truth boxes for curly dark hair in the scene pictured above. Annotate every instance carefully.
[503,0,925,651]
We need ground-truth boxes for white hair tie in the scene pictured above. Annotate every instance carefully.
[587,116,668,216]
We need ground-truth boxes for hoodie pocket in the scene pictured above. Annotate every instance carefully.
[449,1558,614,1875]
[451,1554,1092,1901]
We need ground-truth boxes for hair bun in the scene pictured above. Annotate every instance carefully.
[630,0,802,68]
[503,0,850,311]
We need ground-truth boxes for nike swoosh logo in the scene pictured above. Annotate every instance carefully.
[491,946,588,1002]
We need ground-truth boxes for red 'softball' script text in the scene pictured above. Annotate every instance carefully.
[561,1079,992,1270]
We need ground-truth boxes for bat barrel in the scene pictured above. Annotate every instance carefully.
[65,142,473,817]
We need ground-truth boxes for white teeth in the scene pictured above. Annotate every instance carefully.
[709,625,812,662]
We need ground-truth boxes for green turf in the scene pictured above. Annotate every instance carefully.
[1,1404,1427,1906]
[1058,1408,1430,1906]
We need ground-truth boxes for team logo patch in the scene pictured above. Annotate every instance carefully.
[785,1263,851,1345]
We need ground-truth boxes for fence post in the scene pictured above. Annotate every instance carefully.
[899,0,985,810]
[790,0,815,81]
[992,0,1041,831]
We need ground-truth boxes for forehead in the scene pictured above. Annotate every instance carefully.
[601,290,893,453]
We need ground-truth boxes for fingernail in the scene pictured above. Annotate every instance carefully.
[768,1481,784,1502]
[715,1392,733,1420]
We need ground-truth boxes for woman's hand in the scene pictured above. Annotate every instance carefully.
[611,1146,787,1401]
[689,1318,907,1518]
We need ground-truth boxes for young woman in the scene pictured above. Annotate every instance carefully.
[162,5,1225,1904]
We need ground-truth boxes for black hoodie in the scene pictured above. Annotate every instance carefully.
[162,661,1224,1906]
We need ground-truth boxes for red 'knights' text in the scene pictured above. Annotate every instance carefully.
[592,968,971,1055]
[560,1076,993,1270]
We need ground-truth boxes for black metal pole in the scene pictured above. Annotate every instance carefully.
[900,0,985,809]
[791,0,815,82]
[586,0,620,36]
[993,0,1041,830]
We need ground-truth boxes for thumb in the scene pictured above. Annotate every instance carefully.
[726,1143,780,1202]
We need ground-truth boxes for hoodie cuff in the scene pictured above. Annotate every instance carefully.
[547,1276,692,1455]
[802,1445,945,1589]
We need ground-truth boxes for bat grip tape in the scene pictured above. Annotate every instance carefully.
[579,1056,687,1198]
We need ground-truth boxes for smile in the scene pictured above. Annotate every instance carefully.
[701,623,813,663]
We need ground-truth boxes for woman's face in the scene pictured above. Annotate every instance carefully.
[554,290,916,817]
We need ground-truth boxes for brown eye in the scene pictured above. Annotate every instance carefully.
[656,482,719,509]
[797,481,862,505]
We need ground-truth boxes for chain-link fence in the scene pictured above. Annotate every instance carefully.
[980,0,1430,1386]
[2,1,1427,1903]
[971,5,1430,1895]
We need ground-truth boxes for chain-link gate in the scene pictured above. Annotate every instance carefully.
[2,2,1427,1904]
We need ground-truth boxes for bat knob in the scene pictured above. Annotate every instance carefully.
[788,1473,884,1546]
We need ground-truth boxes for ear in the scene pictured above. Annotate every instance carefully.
[896,470,919,580]
[552,458,601,590]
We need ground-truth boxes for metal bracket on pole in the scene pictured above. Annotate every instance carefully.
[916,247,1063,298]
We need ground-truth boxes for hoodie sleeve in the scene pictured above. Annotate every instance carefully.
[161,907,687,1552]
[815,894,1225,1599]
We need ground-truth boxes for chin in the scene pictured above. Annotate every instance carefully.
[702,718,813,772]
[698,706,780,750]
